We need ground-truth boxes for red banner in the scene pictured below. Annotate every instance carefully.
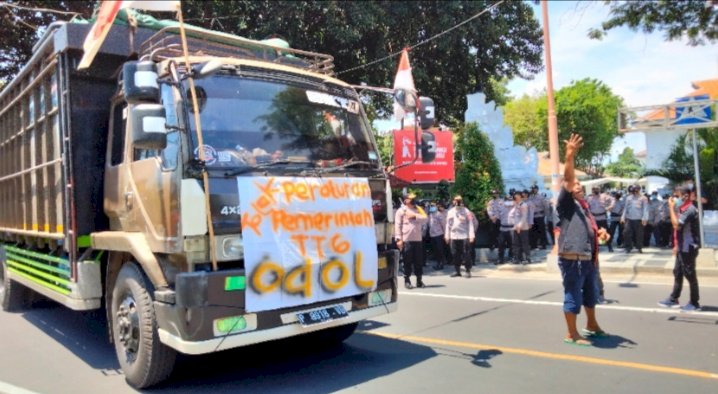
[392,128,454,184]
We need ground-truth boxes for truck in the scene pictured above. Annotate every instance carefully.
[0,19,436,388]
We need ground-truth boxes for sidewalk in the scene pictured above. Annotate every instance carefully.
[467,246,718,278]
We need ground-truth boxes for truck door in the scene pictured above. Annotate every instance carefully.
[104,102,131,228]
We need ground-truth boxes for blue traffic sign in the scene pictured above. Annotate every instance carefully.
[675,94,712,125]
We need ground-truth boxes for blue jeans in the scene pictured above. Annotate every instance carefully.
[558,258,597,314]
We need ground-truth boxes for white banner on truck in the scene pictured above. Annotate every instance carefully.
[237,176,378,312]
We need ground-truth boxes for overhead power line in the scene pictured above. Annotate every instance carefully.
[0,2,81,16]
[336,0,505,76]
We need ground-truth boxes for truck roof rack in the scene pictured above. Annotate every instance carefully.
[139,25,335,76]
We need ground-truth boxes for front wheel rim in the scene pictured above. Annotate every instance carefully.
[116,295,140,359]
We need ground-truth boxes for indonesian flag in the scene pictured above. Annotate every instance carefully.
[392,49,417,121]
[78,1,181,70]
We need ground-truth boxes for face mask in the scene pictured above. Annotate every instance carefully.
[674,198,683,206]
[429,207,437,213]
[593,191,599,195]
[408,199,416,205]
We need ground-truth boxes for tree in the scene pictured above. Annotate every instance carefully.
[0,1,545,122]
[0,1,95,86]
[604,147,644,178]
[590,0,718,46]
[537,78,623,173]
[452,122,503,218]
[502,93,546,150]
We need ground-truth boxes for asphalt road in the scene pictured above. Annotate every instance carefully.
[1,270,717,394]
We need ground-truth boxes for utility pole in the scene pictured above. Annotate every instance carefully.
[542,1,560,197]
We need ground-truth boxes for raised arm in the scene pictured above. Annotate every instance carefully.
[563,133,583,190]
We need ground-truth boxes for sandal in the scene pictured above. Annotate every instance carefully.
[582,328,609,338]
[564,337,592,347]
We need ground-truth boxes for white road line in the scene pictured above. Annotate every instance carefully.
[399,291,718,317]
[0,380,41,394]
[475,275,718,288]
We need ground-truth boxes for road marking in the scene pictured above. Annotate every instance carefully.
[474,274,718,288]
[369,331,718,381]
[398,291,718,317]
[0,380,42,394]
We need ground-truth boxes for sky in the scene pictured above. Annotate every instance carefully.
[508,1,717,161]
[376,1,718,162]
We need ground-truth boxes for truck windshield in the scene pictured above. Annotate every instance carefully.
[183,75,380,170]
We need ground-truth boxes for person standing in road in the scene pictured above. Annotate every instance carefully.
[588,187,613,252]
[496,195,514,264]
[556,133,608,347]
[644,192,661,247]
[658,186,702,311]
[621,185,649,253]
[608,191,624,249]
[529,185,548,250]
[487,190,503,252]
[428,202,448,270]
[445,195,475,278]
[394,193,428,289]
[509,191,531,264]
[657,194,672,247]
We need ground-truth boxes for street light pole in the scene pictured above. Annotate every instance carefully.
[541,1,560,197]
[691,128,706,248]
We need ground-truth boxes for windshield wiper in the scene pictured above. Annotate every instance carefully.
[223,160,315,177]
[315,160,376,174]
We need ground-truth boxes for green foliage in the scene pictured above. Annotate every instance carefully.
[2,2,544,123]
[589,0,718,46]
[538,78,623,172]
[0,1,95,86]
[452,122,503,217]
[604,147,644,178]
[374,133,394,167]
[503,93,546,150]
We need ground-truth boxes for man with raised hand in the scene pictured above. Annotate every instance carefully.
[555,133,608,347]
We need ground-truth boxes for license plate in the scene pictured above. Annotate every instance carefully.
[296,305,348,326]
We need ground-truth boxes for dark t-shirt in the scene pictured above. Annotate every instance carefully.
[556,187,595,256]
[677,203,699,253]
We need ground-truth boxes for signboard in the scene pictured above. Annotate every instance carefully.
[675,94,712,125]
[393,128,454,184]
[237,176,378,312]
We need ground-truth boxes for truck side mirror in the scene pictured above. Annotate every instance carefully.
[421,131,436,163]
[130,104,167,150]
[419,97,435,130]
[123,61,160,103]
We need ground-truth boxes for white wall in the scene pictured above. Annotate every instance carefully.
[643,129,687,170]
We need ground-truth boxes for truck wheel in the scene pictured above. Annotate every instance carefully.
[1,258,29,311]
[111,263,176,389]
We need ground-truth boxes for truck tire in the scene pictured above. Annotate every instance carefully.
[1,258,29,312]
[111,262,176,389]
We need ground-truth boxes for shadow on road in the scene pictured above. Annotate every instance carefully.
[20,299,119,372]
[19,300,436,392]
[471,349,503,368]
[158,331,437,392]
[590,334,638,349]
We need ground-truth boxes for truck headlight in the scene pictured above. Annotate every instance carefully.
[216,235,243,262]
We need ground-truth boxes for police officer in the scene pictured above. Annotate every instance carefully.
[509,191,531,264]
[445,195,475,277]
[496,194,514,264]
[428,201,448,270]
[529,185,548,249]
[587,186,613,252]
[621,185,649,253]
[608,191,624,249]
[486,189,503,252]
[394,193,428,288]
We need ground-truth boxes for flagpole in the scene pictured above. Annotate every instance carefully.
[542,1,560,198]
[176,4,218,271]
